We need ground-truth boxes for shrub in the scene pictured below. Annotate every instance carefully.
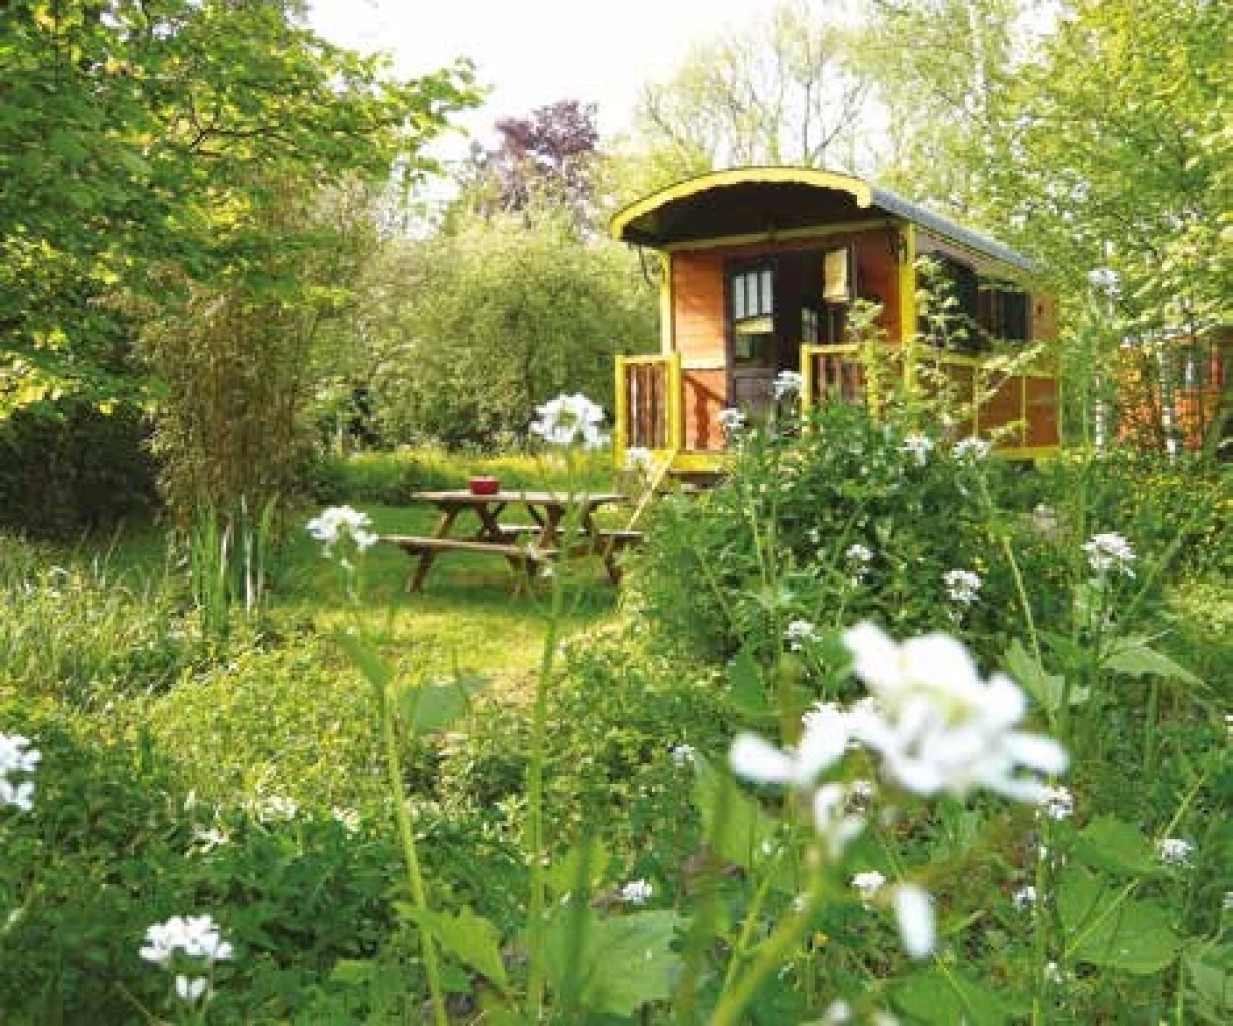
[0,400,158,538]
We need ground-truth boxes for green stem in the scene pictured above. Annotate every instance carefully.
[711,854,825,1026]
[525,481,572,1017]
[379,689,448,1026]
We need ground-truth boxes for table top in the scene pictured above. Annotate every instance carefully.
[410,490,626,507]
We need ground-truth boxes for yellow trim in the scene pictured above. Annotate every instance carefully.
[668,451,735,473]
[667,352,684,449]
[998,445,1060,461]
[613,356,629,469]
[664,219,895,253]
[610,167,875,244]
[899,224,917,394]
[658,253,673,354]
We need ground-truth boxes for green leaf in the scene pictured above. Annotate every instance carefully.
[893,968,1019,1025]
[396,673,487,734]
[1073,816,1163,877]
[336,629,394,693]
[1004,639,1067,715]
[1183,941,1233,1022]
[690,754,780,874]
[401,906,508,990]
[728,647,770,719]
[1059,869,1179,974]
[1101,636,1201,685]
[545,839,611,901]
[545,909,683,1017]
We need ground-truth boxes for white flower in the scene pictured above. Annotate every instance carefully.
[717,407,747,434]
[785,619,820,651]
[306,505,377,557]
[848,778,877,807]
[842,622,1069,801]
[670,743,696,767]
[1157,837,1193,867]
[0,733,40,811]
[618,879,653,904]
[175,975,208,1003]
[1012,885,1037,911]
[902,433,934,466]
[943,569,982,605]
[894,883,936,959]
[1222,891,1233,912]
[1037,785,1075,821]
[141,914,233,967]
[822,999,853,1023]
[852,870,887,905]
[252,795,298,822]
[732,699,853,792]
[1030,504,1059,537]
[624,446,653,471]
[332,806,362,834]
[1087,267,1120,295]
[953,437,992,461]
[773,370,805,400]
[191,827,229,852]
[530,393,607,449]
[1083,532,1136,577]
[846,544,873,565]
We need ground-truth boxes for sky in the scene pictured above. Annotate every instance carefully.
[307,0,777,143]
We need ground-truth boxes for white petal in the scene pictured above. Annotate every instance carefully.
[894,884,936,959]
[1003,733,1069,774]
[729,734,794,784]
[843,622,902,691]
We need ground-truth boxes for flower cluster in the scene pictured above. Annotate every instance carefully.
[530,393,607,449]
[773,370,805,400]
[0,733,40,811]
[844,623,1067,801]
[953,437,992,461]
[1082,532,1136,578]
[1036,785,1075,821]
[1157,837,1194,867]
[902,433,934,466]
[306,506,377,560]
[618,879,653,904]
[944,569,982,606]
[784,619,821,651]
[717,407,746,434]
[624,446,653,472]
[140,914,233,1005]
[1012,885,1037,911]
[731,623,1067,960]
[851,870,887,906]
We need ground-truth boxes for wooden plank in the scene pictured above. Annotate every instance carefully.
[382,536,557,560]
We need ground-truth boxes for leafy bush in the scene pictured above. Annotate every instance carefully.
[629,401,1062,668]
[0,400,158,538]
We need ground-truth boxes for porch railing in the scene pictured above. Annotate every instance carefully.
[614,353,682,461]
[801,343,1059,455]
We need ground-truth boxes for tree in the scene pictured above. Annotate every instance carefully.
[628,0,873,180]
[367,200,656,450]
[457,99,600,223]
[1,0,476,515]
[0,0,474,418]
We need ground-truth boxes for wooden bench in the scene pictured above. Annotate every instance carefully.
[381,535,558,592]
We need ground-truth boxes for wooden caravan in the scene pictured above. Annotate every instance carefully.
[610,168,1061,473]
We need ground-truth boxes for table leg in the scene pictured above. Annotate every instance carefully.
[409,507,458,592]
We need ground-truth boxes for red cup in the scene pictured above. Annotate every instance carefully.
[468,476,500,495]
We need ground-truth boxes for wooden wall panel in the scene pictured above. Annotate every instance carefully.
[672,252,727,362]
[1031,294,1059,343]
[979,376,1024,445]
[1024,377,1060,447]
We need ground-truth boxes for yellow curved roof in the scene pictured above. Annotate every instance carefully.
[609,166,1035,271]
[609,167,873,243]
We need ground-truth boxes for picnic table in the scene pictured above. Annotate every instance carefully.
[381,489,641,592]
